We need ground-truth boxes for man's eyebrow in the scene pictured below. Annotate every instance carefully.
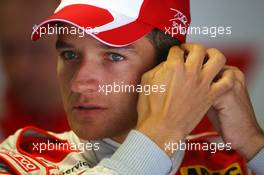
[56,40,74,50]
[55,39,138,53]
[98,43,137,53]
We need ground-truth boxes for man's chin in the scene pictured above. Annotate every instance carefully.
[71,123,131,142]
[76,131,106,141]
[71,124,114,140]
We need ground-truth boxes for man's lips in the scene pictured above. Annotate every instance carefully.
[73,105,104,110]
[72,104,107,116]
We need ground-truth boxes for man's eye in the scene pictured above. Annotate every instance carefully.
[107,53,125,62]
[60,51,79,61]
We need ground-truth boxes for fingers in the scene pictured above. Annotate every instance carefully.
[202,48,226,84]
[180,44,226,87]
[180,43,226,84]
[166,46,185,65]
[141,62,166,84]
[211,69,235,98]
[224,65,246,86]
[165,46,185,75]
[165,44,244,97]
[181,43,206,73]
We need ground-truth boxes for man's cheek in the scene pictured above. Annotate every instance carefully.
[57,67,75,94]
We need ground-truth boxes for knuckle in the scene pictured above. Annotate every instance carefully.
[193,43,206,52]
[207,48,221,55]
[229,65,240,71]
[210,50,226,65]
[171,45,180,51]
[182,43,206,53]
[218,54,226,65]
[224,78,234,90]
[169,46,183,55]
[234,80,244,90]
[236,69,246,81]
[228,66,246,84]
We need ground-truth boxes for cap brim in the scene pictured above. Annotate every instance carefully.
[31,4,153,47]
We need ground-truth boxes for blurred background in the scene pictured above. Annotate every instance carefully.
[0,0,263,140]
[0,0,69,140]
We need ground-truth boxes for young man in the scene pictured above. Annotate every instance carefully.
[0,0,264,174]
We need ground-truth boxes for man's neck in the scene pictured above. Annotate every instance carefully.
[111,131,130,143]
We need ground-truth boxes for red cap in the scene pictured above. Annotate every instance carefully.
[31,0,191,47]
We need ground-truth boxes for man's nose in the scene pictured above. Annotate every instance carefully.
[70,60,101,94]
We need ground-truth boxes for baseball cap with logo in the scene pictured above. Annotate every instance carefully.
[31,0,191,47]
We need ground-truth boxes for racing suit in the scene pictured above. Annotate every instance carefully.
[0,126,263,175]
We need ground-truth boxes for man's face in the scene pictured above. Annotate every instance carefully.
[56,32,156,140]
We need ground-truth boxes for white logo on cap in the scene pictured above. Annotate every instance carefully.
[169,8,189,28]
